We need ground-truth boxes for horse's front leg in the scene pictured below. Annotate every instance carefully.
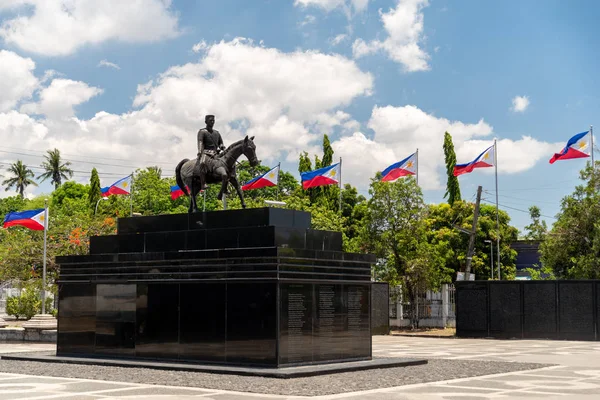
[216,167,229,201]
[229,176,246,209]
[190,180,199,213]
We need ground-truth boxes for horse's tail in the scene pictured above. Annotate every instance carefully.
[175,159,190,196]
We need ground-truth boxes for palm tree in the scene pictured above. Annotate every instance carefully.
[2,160,37,198]
[38,148,74,189]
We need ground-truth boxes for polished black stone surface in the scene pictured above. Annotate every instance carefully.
[457,281,600,341]
[117,208,311,234]
[489,283,521,338]
[57,208,375,367]
[523,282,557,339]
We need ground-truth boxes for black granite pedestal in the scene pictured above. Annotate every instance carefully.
[55,208,375,368]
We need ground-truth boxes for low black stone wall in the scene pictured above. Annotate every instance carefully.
[371,282,389,335]
[456,281,600,340]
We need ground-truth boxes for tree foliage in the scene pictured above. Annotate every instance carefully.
[363,177,451,327]
[38,148,73,189]
[88,168,101,210]
[540,163,600,279]
[426,201,518,280]
[443,132,461,205]
[2,160,37,198]
[524,205,548,240]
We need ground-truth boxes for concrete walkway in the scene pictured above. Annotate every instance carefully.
[0,336,599,399]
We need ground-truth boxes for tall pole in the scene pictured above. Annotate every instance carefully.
[203,190,206,212]
[495,139,500,280]
[490,241,494,279]
[415,148,419,186]
[338,157,342,214]
[591,125,595,167]
[465,186,482,276]
[485,240,493,279]
[41,199,48,314]
[276,162,281,201]
[129,173,133,217]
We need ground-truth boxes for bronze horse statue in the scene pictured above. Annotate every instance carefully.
[175,136,259,213]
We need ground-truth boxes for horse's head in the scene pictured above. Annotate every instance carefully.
[243,136,259,167]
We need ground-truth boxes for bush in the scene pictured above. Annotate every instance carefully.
[5,290,54,320]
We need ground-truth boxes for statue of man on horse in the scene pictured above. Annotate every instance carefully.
[197,114,225,190]
[176,114,260,213]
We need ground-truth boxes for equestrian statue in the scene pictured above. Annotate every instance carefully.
[175,115,259,213]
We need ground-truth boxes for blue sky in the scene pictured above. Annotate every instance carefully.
[0,0,597,233]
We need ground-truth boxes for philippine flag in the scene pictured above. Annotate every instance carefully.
[170,185,187,200]
[453,145,495,177]
[101,175,132,197]
[242,165,279,191]
[301,163,340,190]
[3,209,46,231]
[381,153,417,182]
[549,131,591,164]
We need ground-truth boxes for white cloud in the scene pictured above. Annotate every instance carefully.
[457,137,560,175]
[0,37,373,192]
[330,33,348,46]
[299,14,317,26]
[511,95,530,113]
[364,105,558,190]
[130,37,373,162]
[192,40,208,53]
[98,60,120,70]
[0,0,180,56]
[332,132,398,187]
[352,0,431,72]
[20,78,103,119]
[0,50,38,111]
[294,0,370,13]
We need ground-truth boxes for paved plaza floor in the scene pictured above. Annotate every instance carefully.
[0,336,599,399]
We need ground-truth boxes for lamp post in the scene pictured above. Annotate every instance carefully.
[95,197,108,215]
[484,239,493,279]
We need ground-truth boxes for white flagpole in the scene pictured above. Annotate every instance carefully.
[41,199,48,314]
[591,125,595,167]
[416,148,419,186]
[495,139,500,280]
[276,162,281,201]
[129,172,134,217]
[339,157,343,214]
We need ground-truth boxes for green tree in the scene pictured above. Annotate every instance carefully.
[321,134,333,167]
[298,151,312,174]
[297,135,340,210]
[52,181,89,217]
[426,201,518,280]
[443,132,461,205]
[88,168,101,210]
[38,148,74,190]
[524,205,548,240]
[540,163,600,279]
[2,160,37,199]
[132,167,176,215]
[0,195,27,217]
[363,177,452,327]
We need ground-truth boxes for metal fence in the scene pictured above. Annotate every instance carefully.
[389,284,456,328]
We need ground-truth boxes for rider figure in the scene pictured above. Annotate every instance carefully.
[197,114,226,190]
